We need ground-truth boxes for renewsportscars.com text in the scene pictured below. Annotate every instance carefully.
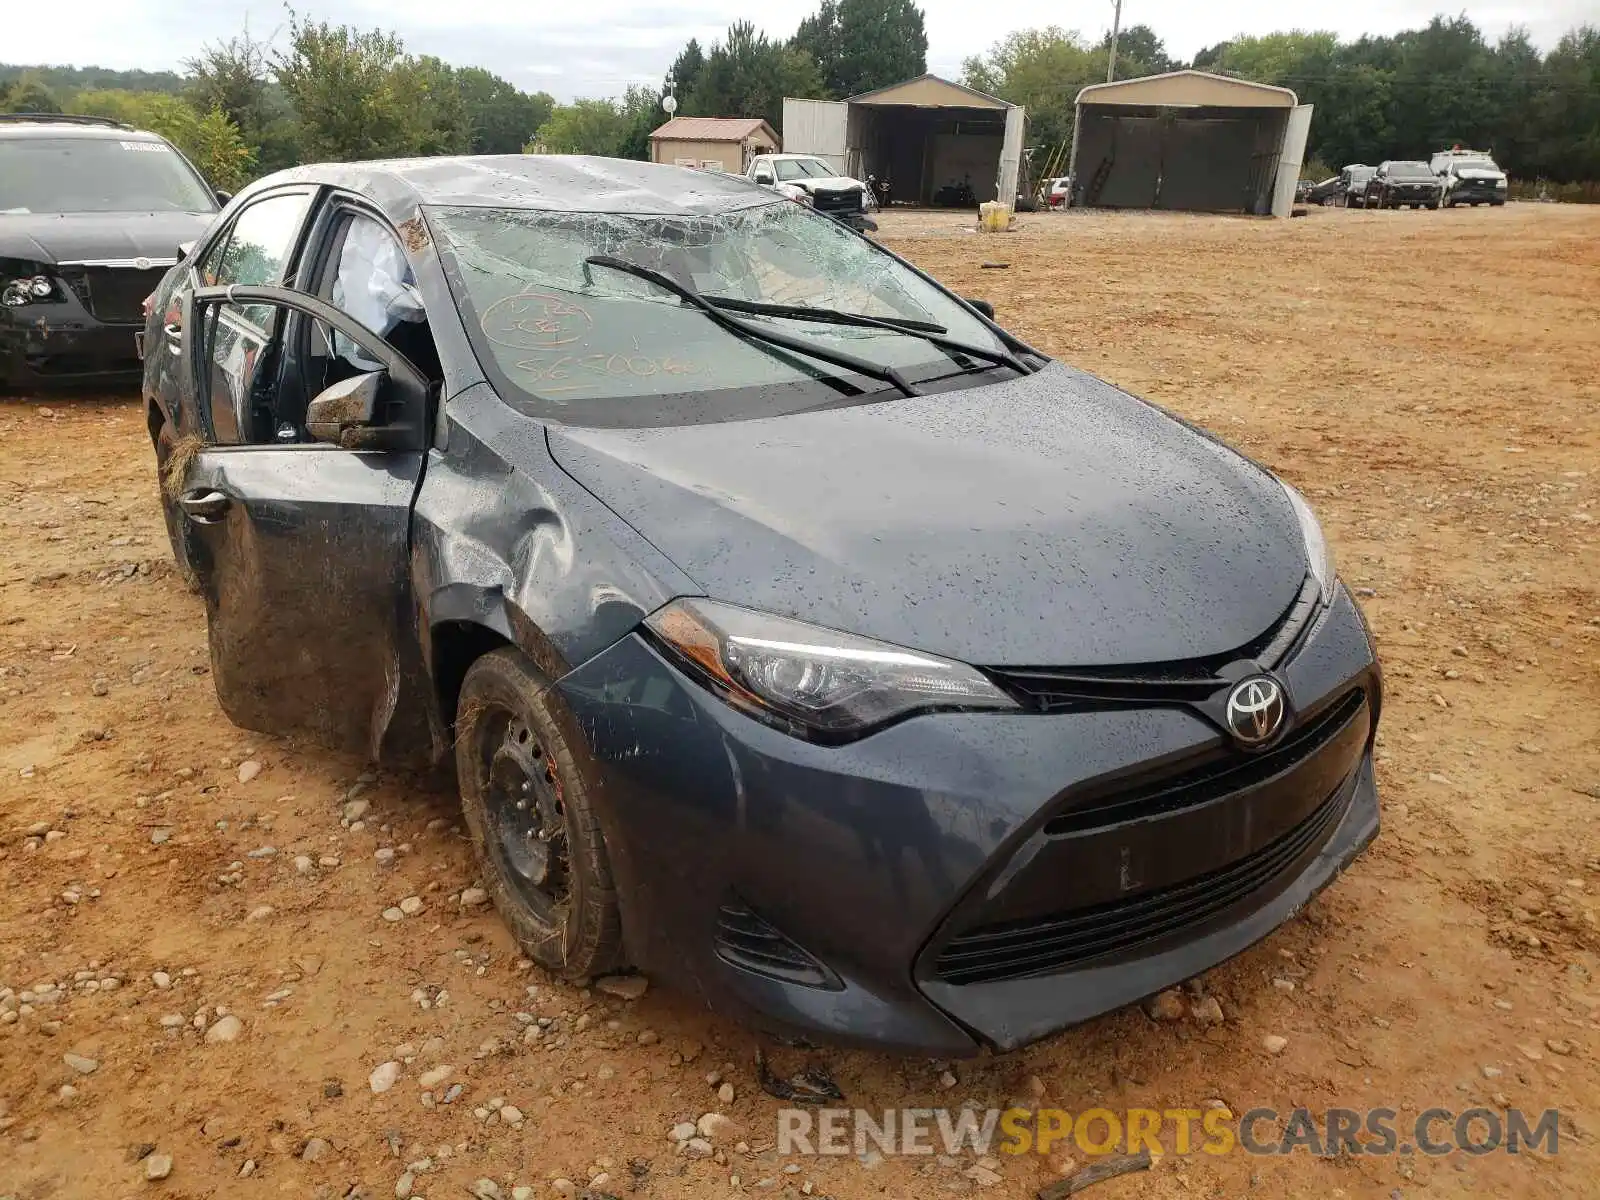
[776,1105,1561,1158]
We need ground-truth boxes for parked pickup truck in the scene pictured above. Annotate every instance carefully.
[746,154,877,233]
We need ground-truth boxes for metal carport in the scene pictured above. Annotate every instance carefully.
[1069,71,1312,218]
[783,75,1026,209]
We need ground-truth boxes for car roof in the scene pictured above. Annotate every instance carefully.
[0,117,166,142]
[253,154,783,220]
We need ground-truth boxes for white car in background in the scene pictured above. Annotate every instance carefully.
[1431,150,1509,208]
[746,154,876,232]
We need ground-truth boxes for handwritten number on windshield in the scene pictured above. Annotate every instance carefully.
[482,293,594,350]
[514,353,702,392]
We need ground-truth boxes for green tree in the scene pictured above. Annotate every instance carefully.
[689,21,824,132]
[185,28,300,174]
[456,66,554,154]
[0,64,185,95]
[669,40,706,107]
[0,73,63,114]
[1209,31,1340,83]
[793,0,928,98]
[532,98,631,156]
[1098,24,1176,75]
[404,56,472,155]
[1533,26,1600,182]
[66,90,256,191]
[963,27,1101,152]
[1385,16,1498,158]
[272,14,425,161]
[618,85,670,160]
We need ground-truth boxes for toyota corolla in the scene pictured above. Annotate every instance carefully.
[143,155,1381,1055]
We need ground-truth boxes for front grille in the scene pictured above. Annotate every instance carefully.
[76,266,165,323]
[714,903,842,990]
[987,575,1320,713]
[931,783,1350,984]
[1043,688,1366,836]
[811,188,862,215]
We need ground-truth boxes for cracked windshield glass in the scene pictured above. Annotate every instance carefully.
[430,201,1005,424]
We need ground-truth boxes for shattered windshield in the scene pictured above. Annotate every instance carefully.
[774,158,837,181]
[430,201,1006,426]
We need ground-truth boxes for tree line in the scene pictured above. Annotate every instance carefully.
[3,6,1596,190]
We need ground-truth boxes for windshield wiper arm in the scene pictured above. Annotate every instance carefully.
[583,256,918,398]
[701,296,946,334]
[701,294,1033,378]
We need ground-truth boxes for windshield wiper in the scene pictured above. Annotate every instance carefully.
[584,255,919,398]
[701,295,1034,378]
[703,296,946,334]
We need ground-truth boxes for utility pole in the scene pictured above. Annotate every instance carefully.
[1106,0,1123,83]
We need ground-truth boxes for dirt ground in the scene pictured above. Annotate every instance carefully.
[2,203,1597,1200]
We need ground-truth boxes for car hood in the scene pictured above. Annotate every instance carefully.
[790,177,864,193]
[0,211,215,266]
[546,363,1310,668]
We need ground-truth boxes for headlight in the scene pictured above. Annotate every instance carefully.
[1495,178,1508,189]
[1,263,63,308]
[1281,483,1337,605]
[644,597,1018,740]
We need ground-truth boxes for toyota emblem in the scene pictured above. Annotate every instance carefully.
[1225,676,1286,748]
[133,257,152,271]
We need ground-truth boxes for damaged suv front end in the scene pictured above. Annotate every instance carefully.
[0,115,217,391]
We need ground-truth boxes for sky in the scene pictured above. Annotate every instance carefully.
[5,0,1596,102]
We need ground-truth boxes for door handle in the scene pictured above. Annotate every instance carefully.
[179,489,231,523]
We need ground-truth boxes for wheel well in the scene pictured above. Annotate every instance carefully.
[432,620,513,730]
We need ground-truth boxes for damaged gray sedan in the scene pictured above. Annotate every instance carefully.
[143,156,1381,1056]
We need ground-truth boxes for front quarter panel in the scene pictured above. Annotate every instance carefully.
[411,382,699,687]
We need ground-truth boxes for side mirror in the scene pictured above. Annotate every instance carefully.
[215,189,233,205]
[306,370,385,444]
[753,171,774,186]
[966,298,996,320]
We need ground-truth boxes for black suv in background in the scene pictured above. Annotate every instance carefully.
[1366,161,1443,210]
[1,114,221,392]
[1338,165,1376,207]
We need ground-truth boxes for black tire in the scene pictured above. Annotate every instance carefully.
[454,647,625,980]
[152,419,200,592]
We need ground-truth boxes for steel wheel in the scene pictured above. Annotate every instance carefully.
[480,708,571,924]
[454,647,625,978]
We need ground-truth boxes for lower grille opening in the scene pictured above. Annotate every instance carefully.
[715,903,842,991]
[1044,688,1366,836]
[931,783,1350,985]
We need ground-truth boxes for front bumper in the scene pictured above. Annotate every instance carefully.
[1381,186,1440,205]
[1,301,143,389]
[556,585,1382,1056]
